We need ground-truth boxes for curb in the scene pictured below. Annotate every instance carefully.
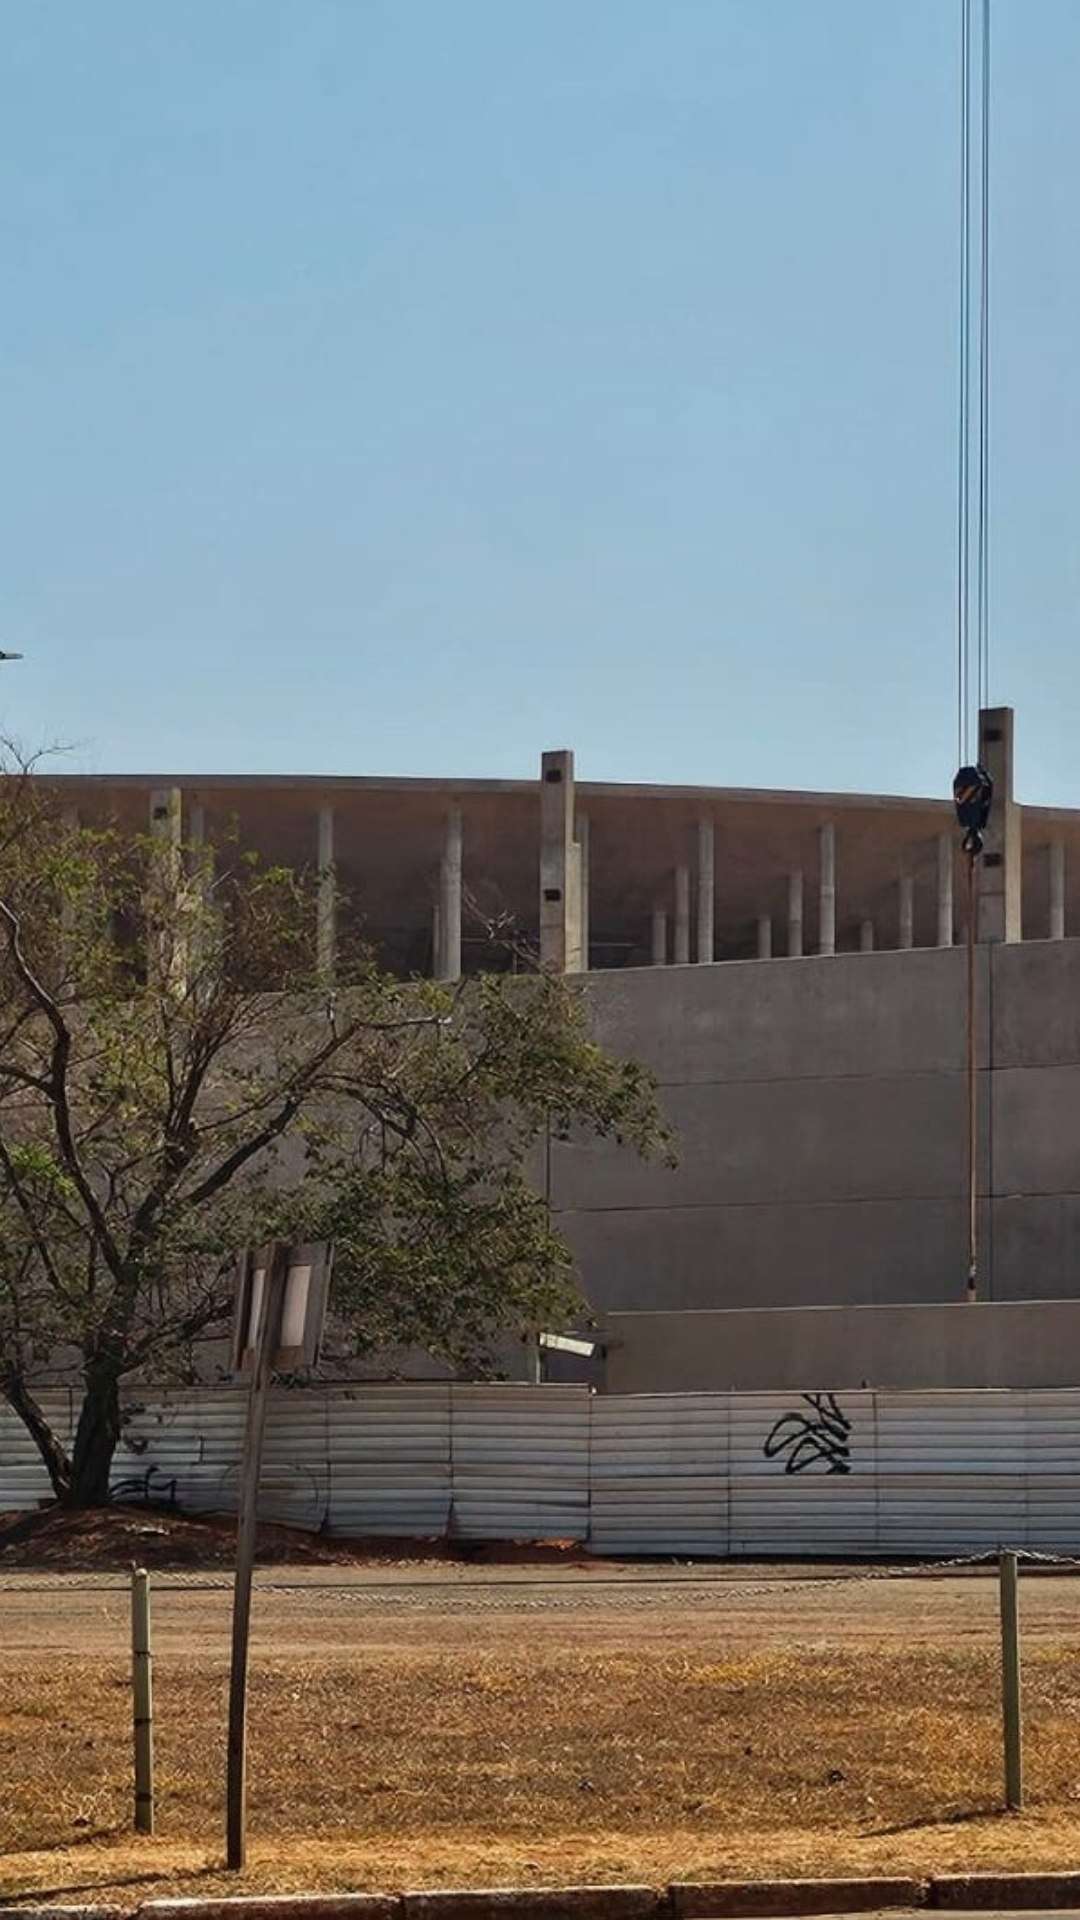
[671,1882,924,1917]
[402,1895,659,1920]
[930,1874,1080,1909]
[14,1873,1080,1920]
[144,1904,397,1920]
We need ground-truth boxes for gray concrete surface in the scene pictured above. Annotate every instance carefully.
[553,938,1080,1355]
[603,1299,1080,1393]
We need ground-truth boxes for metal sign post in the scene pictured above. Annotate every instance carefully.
[226,1240,288,1872]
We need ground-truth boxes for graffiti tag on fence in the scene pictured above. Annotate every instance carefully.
[763,1392,852,1475]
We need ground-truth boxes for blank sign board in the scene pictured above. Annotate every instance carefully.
[231,1242,332,1374]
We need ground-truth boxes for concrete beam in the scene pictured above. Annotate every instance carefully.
[696,817,714,964]
[937,833,954,947]
[977,706,1022,943]
[1050,839,1066,940]
[674,865,690,965]
[818,824,836,957]
[787,870,803,958]
[540,751,582,973]
[438,805,463,982]
[316,804,336,980]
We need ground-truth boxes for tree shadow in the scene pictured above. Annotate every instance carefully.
[1,1863,222,1903]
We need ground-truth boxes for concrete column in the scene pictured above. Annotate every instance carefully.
[1050,840,1066,940]
[674,864,690,965]
[186,799,215,985]
[540,750,583,973]
[818,823,836,957]
[316,804,336,980]
[937,834,954,947]
[431,902,442,979]
[438,805,463,982]
[898,873,914,951]
[651,906,667,965]
[576,811,590,971]
[977,706,1022,943]
[696,817,715,964]
[148,787,184,991]
[59,806,79,982]
[787,870,804,958]
[859,918,875,953]
[756,914,772,960]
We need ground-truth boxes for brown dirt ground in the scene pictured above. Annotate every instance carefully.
[2,1561,1080,1905]
[0,1505,595,1573]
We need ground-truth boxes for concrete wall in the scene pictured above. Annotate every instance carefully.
[603,1300,1080,1392]
[556,937,1080,1317]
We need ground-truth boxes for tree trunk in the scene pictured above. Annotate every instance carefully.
[2,1374,72,1501]
[66,1364,122,1508]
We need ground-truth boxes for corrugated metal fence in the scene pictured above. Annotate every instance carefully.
[4,1383,1080,1556]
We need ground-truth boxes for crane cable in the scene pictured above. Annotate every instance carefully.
[954,0,992,1303]
[957,0,991,761]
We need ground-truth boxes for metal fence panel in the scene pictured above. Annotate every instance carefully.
[590,1394,729,1555]
[449,1384,589,1540]
[5,1381,1080,1557]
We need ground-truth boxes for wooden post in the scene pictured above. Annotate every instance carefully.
[1000,1548,1023,1810]
[226,1241,288,1871]
[131,1567,154,1835]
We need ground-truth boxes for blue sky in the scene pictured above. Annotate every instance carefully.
[2,2,1078,801]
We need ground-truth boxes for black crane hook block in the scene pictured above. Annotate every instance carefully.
[953,764,993,856]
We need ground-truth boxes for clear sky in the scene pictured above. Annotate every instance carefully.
[2,2,1078,802]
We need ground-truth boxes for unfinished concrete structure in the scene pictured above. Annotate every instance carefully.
[41,706,1080,1386]
[43,710,1077,975]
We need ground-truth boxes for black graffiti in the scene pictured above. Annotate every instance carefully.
[110,1464,179,1510]
[763,1393,852,1476]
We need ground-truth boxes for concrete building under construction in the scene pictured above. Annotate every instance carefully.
[45,705,1080,1391]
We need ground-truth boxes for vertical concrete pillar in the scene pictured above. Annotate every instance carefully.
[898,873,914,951]
[186,799,215,984]
[431,902,442,979]
[316,805,336,980]
[1050,840,1066,941]
[787,870,804,958]
[148,787,183,981]
[59,806,79,982]
[937,833,954,947]
[859,918,875,953]
[576,811,590,971]
[818,823,836,957]
[674,865,690,965]
[756,914,772,960]
[540,751,582,974]
[438,805,463,982]
[977,706,1022,943]
[696,817,715,964]
[651,907,667,966]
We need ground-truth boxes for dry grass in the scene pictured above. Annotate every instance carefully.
[6,1638,1080,1904]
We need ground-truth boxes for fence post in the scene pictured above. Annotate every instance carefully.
[999,1548,1023,1809]
[131,1566,154,1834]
